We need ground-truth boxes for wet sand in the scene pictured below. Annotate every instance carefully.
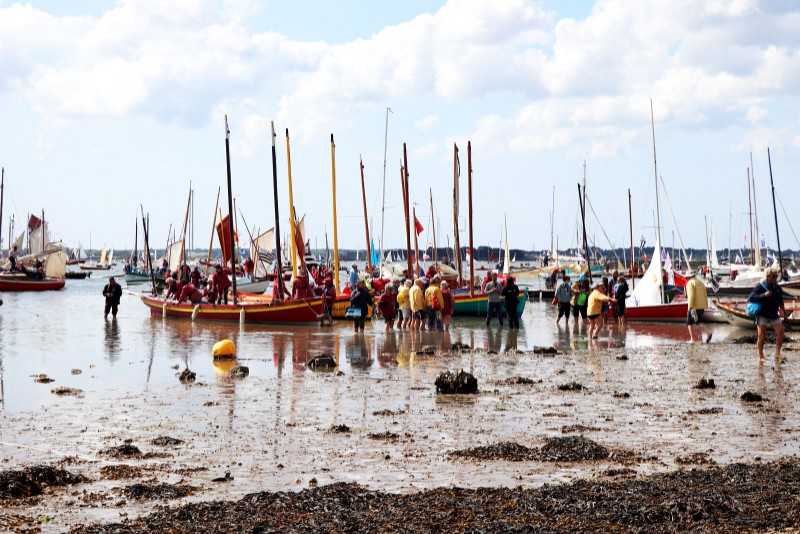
[1,281,799,531]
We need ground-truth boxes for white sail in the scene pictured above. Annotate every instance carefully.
[44,250,68,278]
[628,237,663,307]
[98,245,107,265]
[28,221,48,254]
[108,248,114,264]
[166,241,184,273]
[250,228,275,278]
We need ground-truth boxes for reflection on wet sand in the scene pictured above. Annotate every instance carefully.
[103,318,120,361]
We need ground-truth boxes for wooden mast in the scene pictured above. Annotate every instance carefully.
[430,188,437,267]
[179,186,192,269]
[467,141,474,297]
[330,134,340,294]
[205,187,221,275]
[359,158,372,275]
[223,115,238,305]
[0,168,4,254]
[628,189,635,289]
[271,122,285,301]
[413,206,420,277]
[285,129,298,278]
[767,147,783,275]
[402,143,413,280]
[452,144,462,287]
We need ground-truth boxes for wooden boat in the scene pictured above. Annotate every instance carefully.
[80,245,111,270]
[714,299,800,329]
[141,293,323,324]
[0,273,65,291]
[451,287,528,318]
[65,271,90,280]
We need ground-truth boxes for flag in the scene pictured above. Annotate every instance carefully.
[760,234,766,248]
[28,215,43,231]
[414,216,424,235]
[370,240,380,266]
[639,235,646,251]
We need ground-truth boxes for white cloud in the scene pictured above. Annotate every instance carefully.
[415,114,439,130]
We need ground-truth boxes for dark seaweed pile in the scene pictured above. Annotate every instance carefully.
[0,466,87,499]
[121,483,196,500]
[451,436,611,463]
[435,370,478,394]
[72,459,800,533]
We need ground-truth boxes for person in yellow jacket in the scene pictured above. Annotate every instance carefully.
[587,282,615,339]
[409,278,426,331]
[396,279,413,330]
[424,275,445,332]
[686,270,712,343]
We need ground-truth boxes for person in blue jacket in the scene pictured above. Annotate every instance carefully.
[350,279,374,333]
[748,267,786,363]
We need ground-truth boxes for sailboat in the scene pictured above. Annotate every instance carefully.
[140,119,323,324]
[624,102,686,322]
[0,213,67,291]
[80,243,111,270]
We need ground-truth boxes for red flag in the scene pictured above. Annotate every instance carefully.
[414,216,424,235]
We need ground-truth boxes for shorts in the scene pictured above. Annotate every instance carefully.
[615,302,626,317]
[587,313,601,320]
[557,302,571,318]
[757,316,783,327]
[413,310,426,320]
[384,315,394,324]
[402,308,411,319]
[572,304,587,319]
[686,309,705,325]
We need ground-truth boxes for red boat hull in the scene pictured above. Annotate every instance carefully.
[0,275,65,291]
[141,294,323,324]
[625,301,688,322]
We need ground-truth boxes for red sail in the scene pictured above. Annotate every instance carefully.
[216,214,237,265]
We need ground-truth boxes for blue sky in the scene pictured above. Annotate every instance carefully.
[1,0,798,257]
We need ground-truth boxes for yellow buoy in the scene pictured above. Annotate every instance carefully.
[212,339,236,359]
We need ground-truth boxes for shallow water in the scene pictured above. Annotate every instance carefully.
[1,272,798,530]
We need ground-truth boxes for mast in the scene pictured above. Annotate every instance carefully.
[402,144,413,279]
[751,152,762,268]
[413,206,420,277]
[767,147,783,275]
[650,99,664,303]
[330,134,340,294]
[285,129,298,278]
[133,215,138,269]
[379,107,392,264]
[205,187,221,275]
[452,143,462,287]
[628,188,635,289]
[578,183,592,284]
[359,157,372,275]
[224,115,238,305]
[179,186,192,268]
[140,206,157,293]
[0,168,4,253]
[747,168,754,264]
[467,141,475,297]
[550,185,555,261]
[430,188,437,266]
[272,122,285,300]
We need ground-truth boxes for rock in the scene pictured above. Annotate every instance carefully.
[70,369,82,375]
[694,378,716,389]
[328,424,351,434]
[178,368,196,383]
[533,346,558,355]
[229,365,249,379]
[741,391,763,402]
[51,386,83,396]
[151,436,184,447]
[435,370,478,394]
[449,342,471,352]
[307,354,337,369]
[412,346,437,356]
[557,382,584,392]
[34,374,55,384]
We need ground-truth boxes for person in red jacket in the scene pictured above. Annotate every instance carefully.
[212,264,231,305]
[321,277,336,326]
[377,285,397,331]
[440,280,455,331]
[178,282,203,304]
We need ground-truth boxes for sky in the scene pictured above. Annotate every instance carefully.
[1,0,799,258]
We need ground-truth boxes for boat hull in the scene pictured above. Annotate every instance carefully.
[714,300,800,329]
[0,275,65,291]
[80,264,111,271]
[141,294,324,324]
[452,287,528,318]
[625,301,688,322]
